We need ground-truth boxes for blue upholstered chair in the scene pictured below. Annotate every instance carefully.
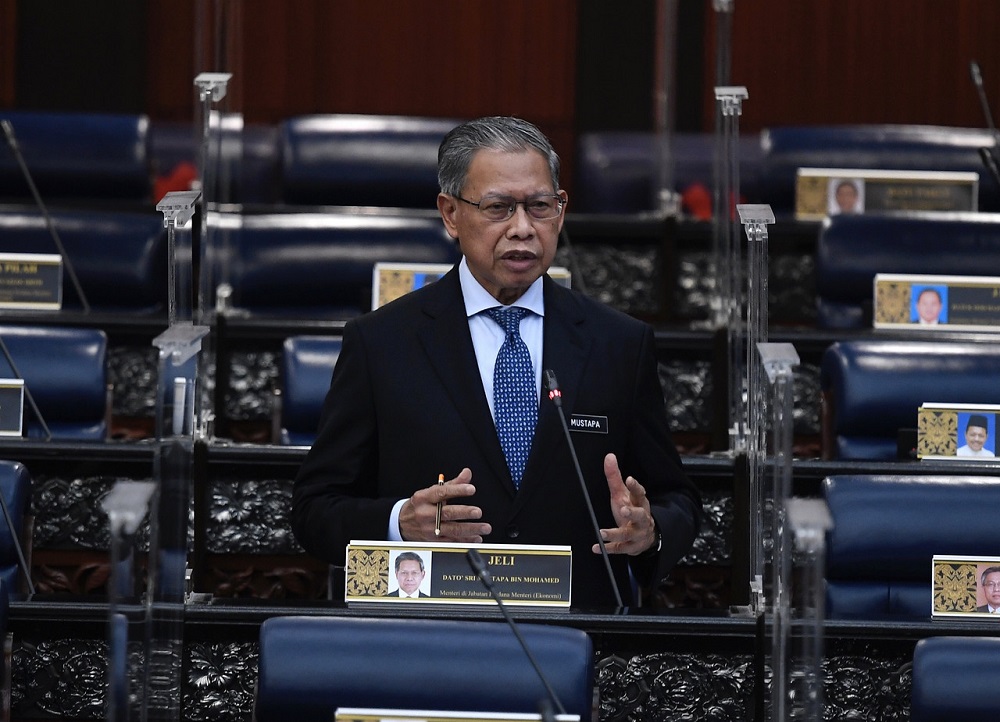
[823,475,1000,618]
[0,325,109,441]
[277,335,342,446]
[0,462,30,595]
[820,340,1000,460]
[574,131,765,214]
[0,111,152,203]
[279,114,461,208]
[254,616,595,722]
[911,636,1000,721]
[815,212,1000,328]
[211,211,460,319]
[758,124,1000,215]
[0,208,167,314]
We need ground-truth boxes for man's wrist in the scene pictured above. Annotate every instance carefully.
[639,524,662,557]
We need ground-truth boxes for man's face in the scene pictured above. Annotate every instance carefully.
[438,148,565,305]
[983,571,1000,607]
[917,291,942,323]
[835,183,858,213]
[966,425,988,453]
[396,559,425,595]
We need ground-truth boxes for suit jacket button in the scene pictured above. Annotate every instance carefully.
[505,525,520,539]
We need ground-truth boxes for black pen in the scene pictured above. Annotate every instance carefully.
[434,473,445,536]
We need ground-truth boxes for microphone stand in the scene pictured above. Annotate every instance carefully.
[544,370,624,610]
[466,550,568,718]
[1,119,91,313]
[969,61,1000,187]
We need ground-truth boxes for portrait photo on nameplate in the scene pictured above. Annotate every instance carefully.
[344,540,572,608]
[932,555,1000,618]
[917,404,1000,461]
[795,168,978,221]
[874,273,1000,332]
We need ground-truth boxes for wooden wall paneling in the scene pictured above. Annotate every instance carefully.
[146,0,198,121]
[703,0,1000,133]
[0,0,15,108]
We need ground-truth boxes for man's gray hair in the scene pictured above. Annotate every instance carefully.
[437,116,560,197]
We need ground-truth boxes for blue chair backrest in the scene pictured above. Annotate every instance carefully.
[0,209,167,313]
[824,475,1000,618]
[816,212,1000,328]
[255,616,595,722]
[0,325,108,440]
[0,111,151,203]
[574,131,765,213]
[280,336,342,446]
[211,211,460,319]
[821,339,1000,460]
[279,114,461,208]
[911,636,1000,721]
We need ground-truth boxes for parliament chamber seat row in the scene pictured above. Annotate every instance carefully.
[815,211,1000,329]
[2,109,998,214]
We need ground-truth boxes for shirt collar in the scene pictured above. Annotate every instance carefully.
[459,257,545,317]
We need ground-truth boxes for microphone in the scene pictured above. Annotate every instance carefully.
[543,369,624,610]
[1,119,91,313]
[465,549,566,720]
[969,61,1000,186]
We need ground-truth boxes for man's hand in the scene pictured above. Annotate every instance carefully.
[594,453,657,556]
[399,467,492,542]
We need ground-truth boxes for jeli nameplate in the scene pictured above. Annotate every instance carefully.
[344,540,572,608]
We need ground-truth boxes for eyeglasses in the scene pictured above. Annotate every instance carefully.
[456,194,565,222]
[985,581,1000,590]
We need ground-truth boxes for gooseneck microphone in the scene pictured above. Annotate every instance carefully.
[465,549,566,719]
[0,119,91,313]
[969,61,1000,187]
[543,369,624,610]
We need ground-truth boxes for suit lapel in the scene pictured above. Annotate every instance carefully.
[416,269,513,491]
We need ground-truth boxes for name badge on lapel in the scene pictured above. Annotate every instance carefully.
[569,414,608,434]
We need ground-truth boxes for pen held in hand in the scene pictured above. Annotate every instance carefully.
[434,473,445,536]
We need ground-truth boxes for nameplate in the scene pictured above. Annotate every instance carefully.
[0,379,24,436]
[337,708,580,722]
[917,403,1000,460]
[874,273,1000,331]
[568,414,608,434]
[372,263,571,310]
[794,168,978,221]
[0,253,62,310]
[932,555,1000,618]
[344,540,572,608]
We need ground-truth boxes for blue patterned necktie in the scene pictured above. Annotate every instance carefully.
[485,307,537,488]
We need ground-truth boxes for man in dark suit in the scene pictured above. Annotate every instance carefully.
[292,116,700,609]
[976,566,1000,613]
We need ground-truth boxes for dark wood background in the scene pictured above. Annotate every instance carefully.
[2,0,1000,152]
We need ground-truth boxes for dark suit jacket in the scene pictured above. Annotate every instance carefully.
[977,604,994,613]
[292,268,701,609]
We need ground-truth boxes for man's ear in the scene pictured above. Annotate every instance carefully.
[437,193,460,239]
